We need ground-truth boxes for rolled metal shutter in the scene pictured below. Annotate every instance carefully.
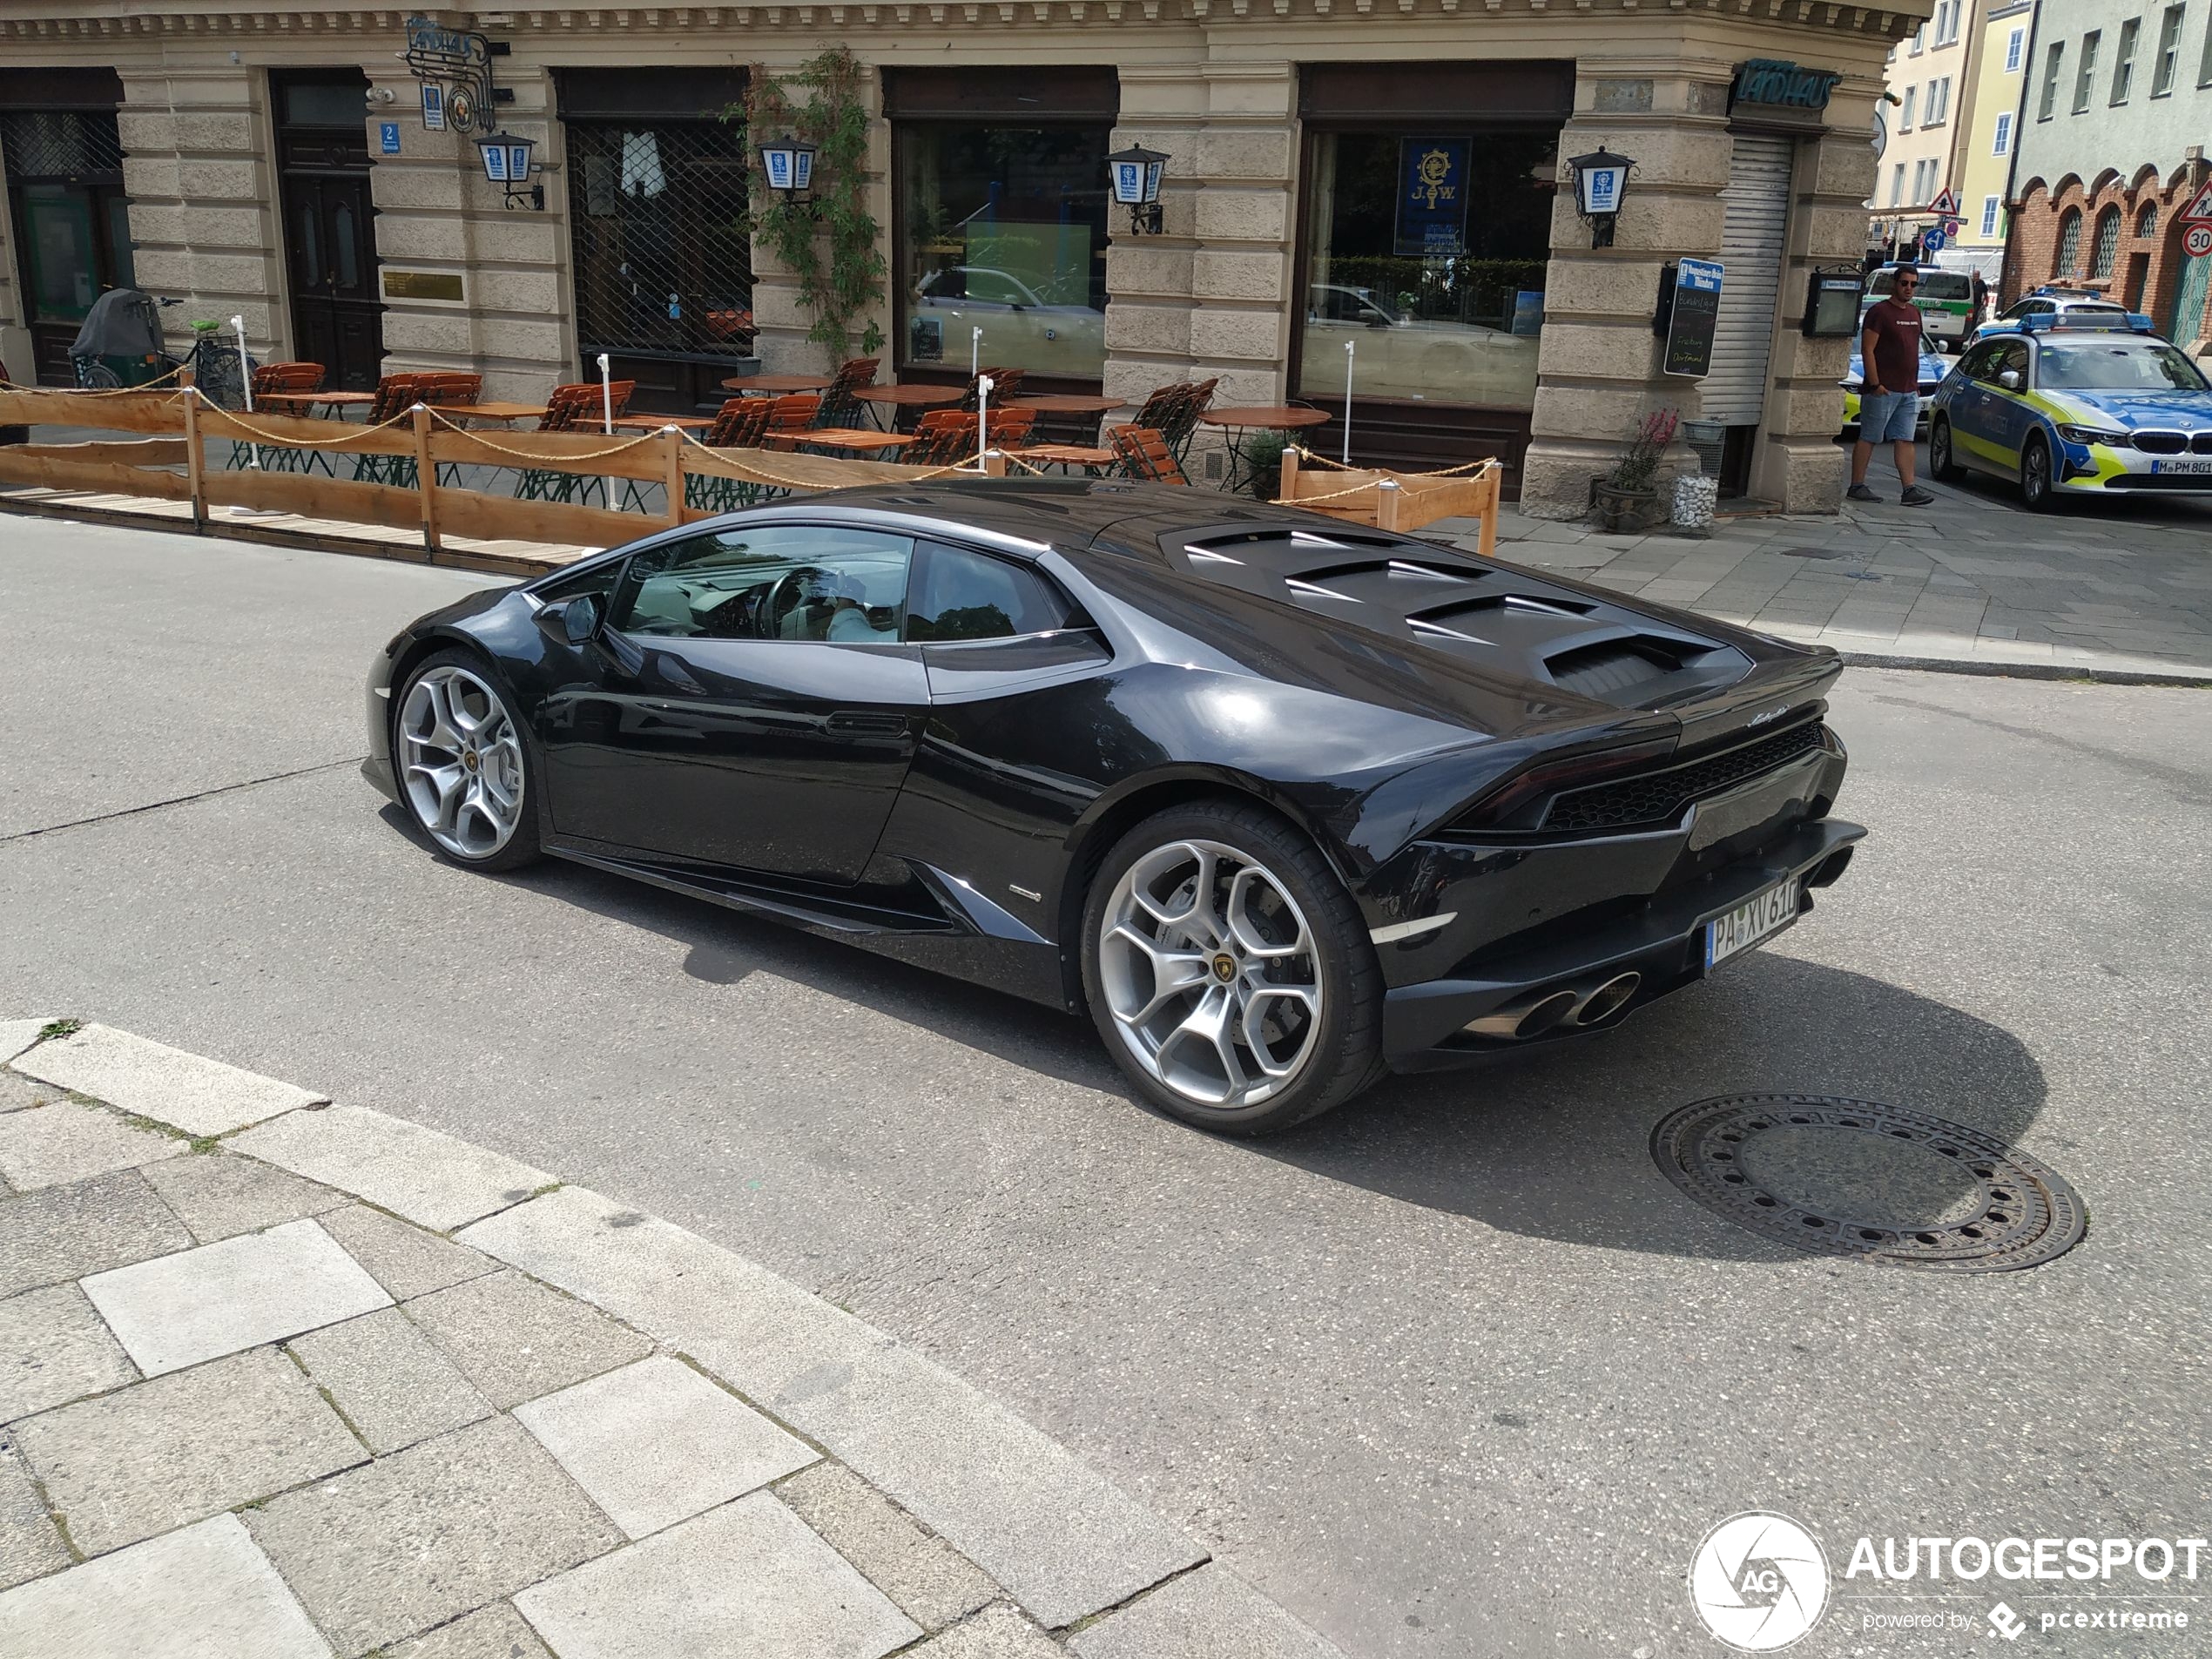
[1701,134,1796,426]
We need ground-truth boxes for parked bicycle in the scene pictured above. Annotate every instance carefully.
[69,290,253,409]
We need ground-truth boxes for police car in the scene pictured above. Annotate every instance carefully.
[1970,286,2128,344]
[1863,264,1979,351]
[1840,333,1951,437]
[1927,313,2212,510]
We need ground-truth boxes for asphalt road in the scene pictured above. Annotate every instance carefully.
[4,518,2209,1657]
[1839,431,2212,529]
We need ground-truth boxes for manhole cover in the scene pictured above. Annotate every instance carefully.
[1651,1095,2086,1272]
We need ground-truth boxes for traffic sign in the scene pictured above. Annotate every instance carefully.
[2182,179,2212,223]
[1921,226,1948,253]
[2187,223,2212,258]
[1928,186,1959,217]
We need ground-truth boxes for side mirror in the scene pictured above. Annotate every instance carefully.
[536,594,602,647]
[1998,369,2022,390]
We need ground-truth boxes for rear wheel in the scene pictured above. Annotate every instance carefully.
[1081,799,1384,1136]
[393,650,542,871]
[2019,434,2056,512]
[1928,417,1965,482]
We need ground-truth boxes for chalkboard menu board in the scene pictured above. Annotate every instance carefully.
[1660,259,1723,379]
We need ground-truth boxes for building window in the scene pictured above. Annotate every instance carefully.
[2153,5,2185,95]
[2112,17,2141,101]
[1899,84,1918,127]
[1298,128,1554,413]
[1993,111,2013,155]
[2040,42,2066,118]
[0,105,134,384]
[2074,32,2101,111]
[2202,6,2212,83]
[889,68,1114,386]
[2056,207,2083,273]
[2091,206,2122,278]
[2006,26,2027,73]
[1981,195,2002,238]
[1891,163,1906,206]
[1926,77,1952,125]
[1910,24,1926,54]
[1936,1,1960,47]
[2137,202,2159,237]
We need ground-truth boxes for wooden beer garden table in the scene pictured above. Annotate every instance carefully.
[853,384,964,431]
[1003,392,1122,443]
[611,414,718,434]
[721,373,833,395]
[1015,442,1117,475]
[1204,405,1329,494]
[775,428,916,456]
[437,401,549,425]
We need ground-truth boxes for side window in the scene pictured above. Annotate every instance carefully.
[905,543,1078,643]
[609,525,913,644]
[1993,341,2031,387]
[534,558,624,605]
[1957,343,1997,382]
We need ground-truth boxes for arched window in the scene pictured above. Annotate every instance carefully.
[2091,206,2122,278]
[2136,203,2158,238]
[2055,207,2083,273]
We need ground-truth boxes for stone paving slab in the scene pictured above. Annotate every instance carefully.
[912,1604,1066,1658]
[139,1152,347,1244]
[287,1308,493,1454]
[0,1285,137,1424]
[403,1268,653,1410]
[0,1076,60,1117]
[0,1170,193,1299]
[779,1461,998,1631]
[231,1105,552,1231]
[314,1203,498,1300]
[81,1217,390,1378]
[0,1514,333,1659]
[1068,1565,1342,1659]
[10,1023,325,1136]
[244,1413,621,1656]
[385,1602,553,1659]
[0,1100,185,1193]
[0,1028,53,1071]
[461,1188,1208,1629]
[513,1356,815,1540]
[0,1447,70,1593]
[15,1346,365,1557]
[515,1492,922,1659]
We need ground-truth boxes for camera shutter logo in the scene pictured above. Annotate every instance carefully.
[1689,1512,1831,1651]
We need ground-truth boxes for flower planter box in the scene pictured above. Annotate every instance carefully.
[1593,480,1664,534]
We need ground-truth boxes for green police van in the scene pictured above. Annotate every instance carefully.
[1862,264,1978,352]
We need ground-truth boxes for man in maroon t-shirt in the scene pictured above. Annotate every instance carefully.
[1849,272,1936,506]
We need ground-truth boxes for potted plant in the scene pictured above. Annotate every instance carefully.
[1242,428,1289,501]
[1593,408,1679,532]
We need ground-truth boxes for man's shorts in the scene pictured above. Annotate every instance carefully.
[1860,389,1919,443]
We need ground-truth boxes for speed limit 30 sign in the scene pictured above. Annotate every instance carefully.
[2188,222,2212,259]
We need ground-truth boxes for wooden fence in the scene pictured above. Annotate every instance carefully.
[0,388,981,556]
[1277,448,1501,553]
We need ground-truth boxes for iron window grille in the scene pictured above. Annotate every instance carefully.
[2090,208,2121,280]
[2056,208,2082,274]
[0,109,123,180]
[564,118,755,361]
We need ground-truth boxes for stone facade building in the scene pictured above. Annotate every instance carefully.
[2003,0,2212,346]
[0,3,1931,516]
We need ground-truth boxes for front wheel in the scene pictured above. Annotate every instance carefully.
[2020,434,2056,513]
[1928,418,1964,482]
[1081,799,1385,1136]
[393,651,542,871]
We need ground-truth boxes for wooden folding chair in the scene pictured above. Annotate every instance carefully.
[1111,424,1190,486]
[959,367,1024,413]
[244,362,327,473]
[1162,377,1216,464]
[820,356,880,428]
[687,397,778,511]
[352,374,430,484]
[907,408,981,469]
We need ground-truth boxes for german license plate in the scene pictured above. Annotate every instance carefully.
[1703,878,1800,969]
[2150,458,2212,475]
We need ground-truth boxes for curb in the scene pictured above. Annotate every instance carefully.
[1831,651,2212,688]
[3,1017,1343,1657]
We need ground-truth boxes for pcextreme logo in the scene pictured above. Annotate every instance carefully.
[1689,1512,1832,1651]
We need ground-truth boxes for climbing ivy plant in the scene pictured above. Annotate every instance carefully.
[737,49,887,363]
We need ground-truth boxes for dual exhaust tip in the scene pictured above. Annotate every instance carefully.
[1466,972,1642,1042]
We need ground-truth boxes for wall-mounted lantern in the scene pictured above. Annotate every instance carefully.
[1565,145,1635,248]
[759,134,818,212]
[1105,143,1169,235]
[477,130,543,210]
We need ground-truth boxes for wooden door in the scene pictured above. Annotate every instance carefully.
[281,169,382,389]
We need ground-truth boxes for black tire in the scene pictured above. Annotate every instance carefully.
[1928,418,1965,482]
[1079,798,1386,1136]
[2019,434,2055,512]
[390,648,543,873]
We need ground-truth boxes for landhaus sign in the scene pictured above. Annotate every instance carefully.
[1730,58,1843,113]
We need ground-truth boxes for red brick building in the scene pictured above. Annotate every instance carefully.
[2005,164,2212,345]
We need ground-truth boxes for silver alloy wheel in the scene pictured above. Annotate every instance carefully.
[397,664,525,860]
[1097,838,1323,1109]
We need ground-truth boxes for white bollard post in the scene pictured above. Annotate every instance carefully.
[597,352,615,434]
[233,314,260,470]
[974,373,994,472]
[1342,339,1355,466]
[971,326,983,379]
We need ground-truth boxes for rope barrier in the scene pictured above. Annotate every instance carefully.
[206,407,417,448]
[1285,444,1499,482]
[674,428,982,491]
[0,367,187,397]
[428,410,664,462]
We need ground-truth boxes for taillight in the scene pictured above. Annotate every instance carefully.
[1453,737,1676,832]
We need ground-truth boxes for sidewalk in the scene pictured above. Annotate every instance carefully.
[1449,488,2212,684]
[0,1018,1338,1659]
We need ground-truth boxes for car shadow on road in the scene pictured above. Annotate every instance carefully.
[1257,952,2048,1263]
[412,809,2046,1264]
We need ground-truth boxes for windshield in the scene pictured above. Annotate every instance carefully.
[2038,341,2211,393]
[1873,269,1973,301]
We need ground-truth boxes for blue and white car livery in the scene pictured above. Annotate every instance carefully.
[1840,334,1950,435]
[1927,314,2212,510]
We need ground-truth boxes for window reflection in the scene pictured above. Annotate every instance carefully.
[1298,131,1555,411]
[899,125,1109,381]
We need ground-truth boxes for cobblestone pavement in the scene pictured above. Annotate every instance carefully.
[1447,482,2212,682]
[0,1018,1339,1659]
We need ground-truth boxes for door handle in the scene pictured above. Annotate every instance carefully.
[826,711,908,736]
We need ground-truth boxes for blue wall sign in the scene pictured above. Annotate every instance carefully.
[1662,258,1725,378]
[379,121,401,155]
[1395,138,1469,258]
